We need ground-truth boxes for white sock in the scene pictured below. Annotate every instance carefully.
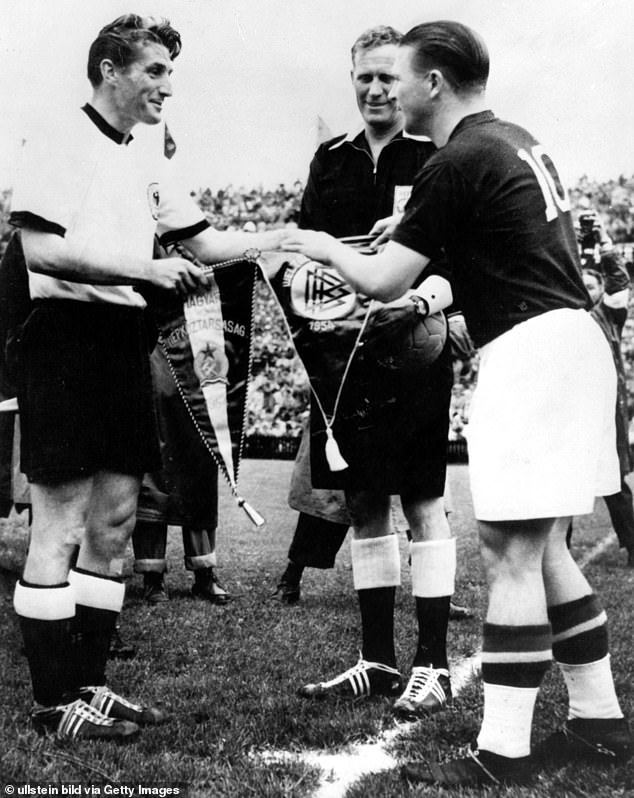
[14,580,75,620]
[559,654,623,720]
[351,535,400,590]
[69,569,125,612]
[410,538,456,597]
[477,683,539,758]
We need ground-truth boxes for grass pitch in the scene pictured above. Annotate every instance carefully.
[0,462,633,797]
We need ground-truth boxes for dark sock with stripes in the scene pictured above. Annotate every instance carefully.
[477,623,552,758]
[549,594,608,664]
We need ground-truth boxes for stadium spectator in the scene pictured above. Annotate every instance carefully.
[271,26,459,722]
[9,13,284,743]
[572,213,634,566]
[281,19,631,787]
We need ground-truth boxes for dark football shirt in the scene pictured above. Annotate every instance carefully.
[299,130,435,238]
[392,111,590,346]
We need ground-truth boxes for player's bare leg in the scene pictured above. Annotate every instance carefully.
[71,472,169,726]
[14,476,140,740]
[403,517,553,786]
[23,478,92,584]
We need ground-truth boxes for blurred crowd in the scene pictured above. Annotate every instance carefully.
[248,279,309,439]
[2,175,634,443]
[190,182,303,232]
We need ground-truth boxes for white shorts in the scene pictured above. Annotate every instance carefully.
[466,308,619,521]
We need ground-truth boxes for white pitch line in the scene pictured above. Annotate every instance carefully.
[258,653,481,798]
[577,534,615,570]
[255,533,615,797]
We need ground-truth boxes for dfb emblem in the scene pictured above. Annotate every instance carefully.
[147,182,160,220]
[289,261,357,320]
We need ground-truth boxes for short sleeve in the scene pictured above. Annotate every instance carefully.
[10,133,85,236]
[156,156,210,246]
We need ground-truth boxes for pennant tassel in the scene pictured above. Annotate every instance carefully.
[325,427,348,472]
[238,497,266,527]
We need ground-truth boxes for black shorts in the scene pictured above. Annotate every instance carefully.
[310,338,453,496]
[18,299,160,483]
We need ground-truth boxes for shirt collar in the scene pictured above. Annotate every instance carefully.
[328,127,430,151]
[82,103,134,145]
[448,110,496,142]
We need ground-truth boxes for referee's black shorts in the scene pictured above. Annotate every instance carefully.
[18,299,160,484]
[310,338,453,496]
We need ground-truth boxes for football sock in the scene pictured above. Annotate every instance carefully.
[69,568,125,688]
[352,535,400,667]
[14,579,75,706]
[351,534,400,591]
[410,539,456,670]
[549,594,622,720]
[477,623,551,759]
[358,587,397,667]
[412,597,450,669]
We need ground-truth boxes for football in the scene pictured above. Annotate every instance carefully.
[410,310,448,365]
[363,306,447,370]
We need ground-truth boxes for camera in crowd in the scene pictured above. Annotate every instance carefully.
[579,211,602,250]
[577,210,607,269]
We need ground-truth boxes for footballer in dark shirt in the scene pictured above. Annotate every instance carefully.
[282,19,630,789]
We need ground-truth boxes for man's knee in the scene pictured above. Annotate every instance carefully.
[478,519,553,578]
[29,480,91,545]
[345,490,390,538]
[402,495,449,541]
[85,473,140,556]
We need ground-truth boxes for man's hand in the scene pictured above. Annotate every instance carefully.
[258,228,287,252]
[280,229,341,265]
[447,312,476,360]
[365,298,417,349]
[368,213,403,248]
[145,256,208,295]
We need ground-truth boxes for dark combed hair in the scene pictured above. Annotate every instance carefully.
[401,21,489,94]
[351,25,402,64]
[87,14,182,87]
